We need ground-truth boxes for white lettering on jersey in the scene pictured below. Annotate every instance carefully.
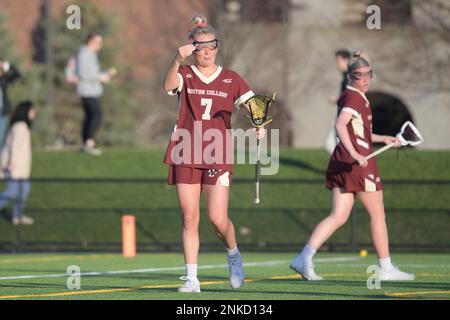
[187,88,228,98]
[206,90,228,98]
[187,88,206,95]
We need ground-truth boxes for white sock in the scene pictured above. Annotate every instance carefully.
[379,257,393,270]
[186,264,197,278]
[300,244,316,263]
[227,245,239,256]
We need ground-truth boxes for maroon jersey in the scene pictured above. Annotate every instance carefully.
[164,65,254,173]
[326,85,383,192]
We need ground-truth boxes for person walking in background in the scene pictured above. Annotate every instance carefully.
[333,49,351,95]
[0,57,21,151]
[76,33,114,156]
[0,101,36,226]
[291,50,414,281]
[325,49,351,154]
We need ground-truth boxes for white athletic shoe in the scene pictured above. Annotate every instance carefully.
[379,266,415,281]
[178,276,201,293]
[80,145,102,156]
[290,255,323,281]
[227,251,245,289]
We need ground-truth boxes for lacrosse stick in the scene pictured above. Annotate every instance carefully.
[365,121,424,160]
[246,93,276,204]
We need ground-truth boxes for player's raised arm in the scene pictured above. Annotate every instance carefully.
[163,45,195,93]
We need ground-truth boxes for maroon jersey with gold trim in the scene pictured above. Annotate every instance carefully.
[163,65,254,173]
[326,86,383,192]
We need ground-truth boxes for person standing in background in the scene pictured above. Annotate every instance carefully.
[0,101,36,225]
[325,49,351,154]
[76,33,114,156]
[334,49,351,94]
[0,57,21,151]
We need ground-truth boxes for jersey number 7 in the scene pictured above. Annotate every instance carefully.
[201,98,212,120]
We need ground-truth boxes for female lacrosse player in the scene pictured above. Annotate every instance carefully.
[163,15,261,293]
[291,50,415,281]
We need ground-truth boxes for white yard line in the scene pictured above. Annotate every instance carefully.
[335,263,450,268]
[0,256,360,281]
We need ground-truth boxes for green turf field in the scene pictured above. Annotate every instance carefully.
[0,149,448,251]
[0,252,449,300]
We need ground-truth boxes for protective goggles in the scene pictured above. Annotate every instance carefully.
[192,39,219,52]
[351,70,374,80]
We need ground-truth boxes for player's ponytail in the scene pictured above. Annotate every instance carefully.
[348,49,372,80]
[188,14,218,40]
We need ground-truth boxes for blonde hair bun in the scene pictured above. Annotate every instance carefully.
[188,15,218,40]
[348,49,371,72]
[353,49,371,65]
[191,15,207,28]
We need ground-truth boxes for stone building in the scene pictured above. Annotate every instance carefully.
[0,0,448,149]
[212,0,450,149]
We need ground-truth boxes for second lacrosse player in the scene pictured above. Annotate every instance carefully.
[290,50,415,282]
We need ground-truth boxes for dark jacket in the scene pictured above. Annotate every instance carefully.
[0,64,21,116]
[340,72,350,93]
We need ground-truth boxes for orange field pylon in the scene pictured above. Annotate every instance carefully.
[122,215,136,258]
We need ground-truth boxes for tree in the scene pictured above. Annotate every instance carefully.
[0,13,16,60]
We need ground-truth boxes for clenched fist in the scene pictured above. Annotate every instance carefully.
[352,152,368,168]
[383,136,402,148]
[176,45,195,63]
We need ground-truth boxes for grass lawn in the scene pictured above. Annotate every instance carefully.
[0,252,449,300]
[0,149,448,251]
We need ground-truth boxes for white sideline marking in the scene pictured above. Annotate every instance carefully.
[336,263,450,268]
[0,256,360,281]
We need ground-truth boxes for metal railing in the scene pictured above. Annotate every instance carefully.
[1,177,449,253]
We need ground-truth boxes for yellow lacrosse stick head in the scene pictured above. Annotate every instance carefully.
[246,93,276,129]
